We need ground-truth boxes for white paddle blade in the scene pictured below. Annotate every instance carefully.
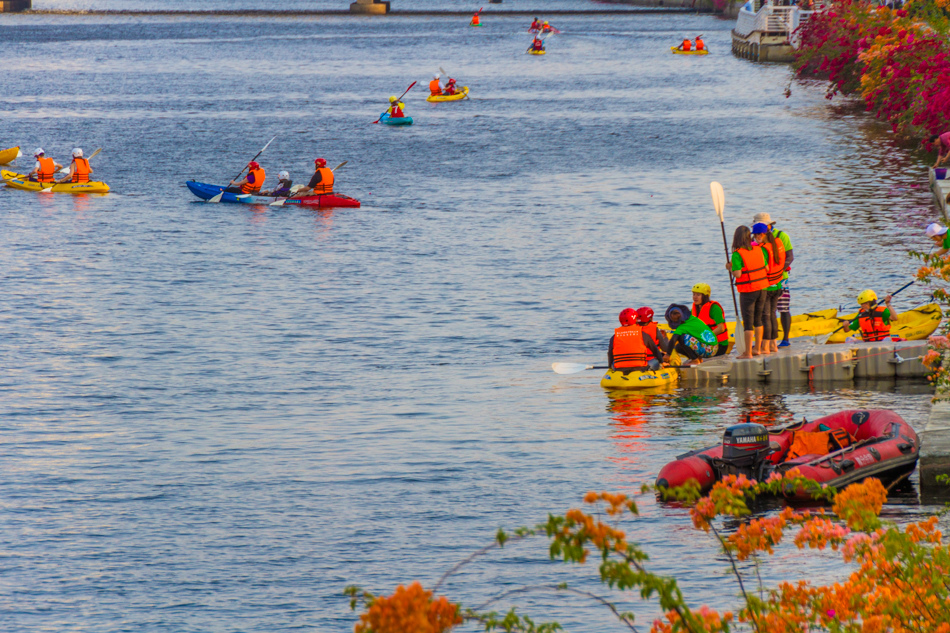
[207,192,224,203]
[15,149,22,159]
[40,187,54,193]
[552,362,594,375]
[58,167,70,174]
[710,181,725,221]
[270,198,287,207]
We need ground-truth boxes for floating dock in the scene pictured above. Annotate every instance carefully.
[929,167,950,222]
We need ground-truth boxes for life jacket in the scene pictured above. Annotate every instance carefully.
[37,157,56,183]
[682,39,691,51]
[613,325,648,369]
[692,300,729,345]
[445,81,456,95]
[734,245,768,293]
[71,157,90,183]
[429,79,442,96]
[313,167,334,194]
[639,321,662,360]
[389,103,404,117]
[858,306,891,342]
[471,13,480,25]
[241,167,265,194]
[533,39,544,50]
[761,238,786,285]
[695,38,705,50]
[530,20,540,30]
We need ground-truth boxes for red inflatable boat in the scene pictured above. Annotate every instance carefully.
[656,410,919,497]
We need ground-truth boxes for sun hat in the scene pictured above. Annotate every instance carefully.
[925,222,948,237]
[752,212,773,224]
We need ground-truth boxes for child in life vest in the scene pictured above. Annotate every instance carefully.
[842,290,899,343]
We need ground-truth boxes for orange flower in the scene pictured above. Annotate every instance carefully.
[354,582,462,633]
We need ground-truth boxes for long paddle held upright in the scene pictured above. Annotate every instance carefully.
[208,135,276,203]
[373,82,417,124]
[711,181,743,355]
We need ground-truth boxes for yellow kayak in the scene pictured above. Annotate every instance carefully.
[426,86,469,102]
[601,367,678,390]
[0,146,19,165]
[671,46,708,55]
[1,169,110,194]
[527,49,546,55]
[824,303,942,344]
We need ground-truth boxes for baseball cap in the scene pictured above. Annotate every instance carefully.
[925,223,948,237]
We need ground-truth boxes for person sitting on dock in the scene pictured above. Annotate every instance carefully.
[926,223,950,257]
[928,132,950,168]
[695,35,706,51]
[294,159,334,196]
[608,308,666,373]
[677,38,692,51]
[226,161,265,194]
[842,290,899,343]
[57,148,92,184]
[429,75,443,97]
[387,96,406,118]
[690,283,728,357]
[529,17,541,32]
[27,148,62,183]
[263,170,292,197]
[662,304,718,365]
[636,307,669,367]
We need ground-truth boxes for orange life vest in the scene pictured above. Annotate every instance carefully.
[37,157,56,183]
[639,321,663,360]
[858,306,891,342]
[692,300,729,345]
[761,238,786,285]
[734,245,768,293]
[313,167,334,194]
[429,79,442,96]
[71,157,90,183]
[471,14,480,25]
[682,39,691,51]
[241,167,265,194]
[695,38,705,50]
[613,325,648,369]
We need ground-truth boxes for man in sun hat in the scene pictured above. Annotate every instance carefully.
[925,222,950,257]
[752,212,794,347]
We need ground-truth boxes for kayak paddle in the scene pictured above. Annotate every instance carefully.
[269,161,348,207]
[209,135,276,203]
[813,279,916,345]
[553,362,607,375]
[45,147,102,192]
[373,82,417,124]
[711,181,743,355]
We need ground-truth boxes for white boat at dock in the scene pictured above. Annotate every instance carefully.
[732,0,822,62]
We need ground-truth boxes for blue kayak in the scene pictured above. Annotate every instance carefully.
[379,112,413,126]
[185,181,360,208]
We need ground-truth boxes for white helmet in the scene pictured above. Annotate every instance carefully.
[278,170,290,180]
[434,74,440,79]
[33,147,44,156]
[72,148,83,158]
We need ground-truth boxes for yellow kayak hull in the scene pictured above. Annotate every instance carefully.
[671,46,708,55]
[528,49,546,55]
[824,303,942,344]
[0,146,19,165]
[426,86,469,102]
[601,368,678,390]
[1,169,110,194]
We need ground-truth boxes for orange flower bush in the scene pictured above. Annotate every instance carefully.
[912,251,950,396]
[347,476,950,632]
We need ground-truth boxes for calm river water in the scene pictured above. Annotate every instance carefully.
[0,6,946,632]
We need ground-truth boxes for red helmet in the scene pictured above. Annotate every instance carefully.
[314,158,327,167]
[619,308,637,327]
[248,161,260,170]
[636,307,654,324]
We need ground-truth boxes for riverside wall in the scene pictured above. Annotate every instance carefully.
[598,0,743,19]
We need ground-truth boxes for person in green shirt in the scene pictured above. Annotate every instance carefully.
[925,222,950,256]
[690,282,728,357]
[662,304,719,365]
[842,289,899,342]
[754,212,794,347]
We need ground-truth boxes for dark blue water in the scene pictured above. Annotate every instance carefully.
[0,9,945,633]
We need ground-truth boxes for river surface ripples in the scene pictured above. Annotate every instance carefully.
[0,6,947,632]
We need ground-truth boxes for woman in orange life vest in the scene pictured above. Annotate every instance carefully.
[429,75,443,97]
[690,283,729,357]
[752,222,786,354]
[635,306,669,367]
[677,38,691,51]
[387,95,406,118]
[226,161,265,194]
[294,158,334,196]
[27,148,63,183]
[57,148,92,184]
[841,289,899,342]
[608,308,666,373]
[694,35,705,51]
[726,224,770,359]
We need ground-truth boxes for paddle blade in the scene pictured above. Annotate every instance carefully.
[88,148,102,160]
[552,362,594,375]
[40,187,54,194]
[270,198,287,207]
[58,167,70,174]
[15,149,22,159]
[207,191,224,203]
[710,181,725,221]
[332,161,348,172]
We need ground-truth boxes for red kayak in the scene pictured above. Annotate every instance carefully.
[656,410,919,497]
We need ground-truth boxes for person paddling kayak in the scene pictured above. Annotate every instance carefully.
[662,304,718,365]
[842,290,899,343]
[387,95,407,118]
[293,159,334,196]
[690,283,728,357]
[56,148,92,184]
[529,17,541,32]
[27,148,63,183]
[677,38,692,52]
[541,21,559,33]
[695,35,706,51]
[226,161,265,194]
[608,308,666,372]
[529,36,545,52]
[429,75,444,97]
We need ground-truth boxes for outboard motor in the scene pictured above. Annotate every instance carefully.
[713,422,772,480]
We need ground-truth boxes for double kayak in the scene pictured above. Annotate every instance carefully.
[671,47,708,55]
[0,146,20,165]
[186,181,361,208]
[379,112,413,126]
[1,169,110,194]
[600,367,678,390]
[527,49,546,55]
[426,86,469,102]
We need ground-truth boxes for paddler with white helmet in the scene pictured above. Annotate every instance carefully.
[57,148,93,184]
[690,282,729,356]
[429,74,444,97]
[263,170,293,197]
[27,148,63,183]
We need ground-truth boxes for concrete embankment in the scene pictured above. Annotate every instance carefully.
[20,7,705,16]
[598,0,743,19]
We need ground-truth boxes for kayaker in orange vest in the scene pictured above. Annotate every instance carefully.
[608,308,665,372]
[28,148,63,183]
[636,307,668,368]
[753,222,787,353]
[842,290,899,342]
[727,225,770,359]
[695,35,705,51]
[690,283,729,357]
[429,75,444,97]
[529,17,541,32]
[470,11,480,26]
[227,161,265,194]
[541,21,558,33]
[295,158,334,196]
[57,148,93,184]
[387,96,406,118]
[677,38,692,51]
